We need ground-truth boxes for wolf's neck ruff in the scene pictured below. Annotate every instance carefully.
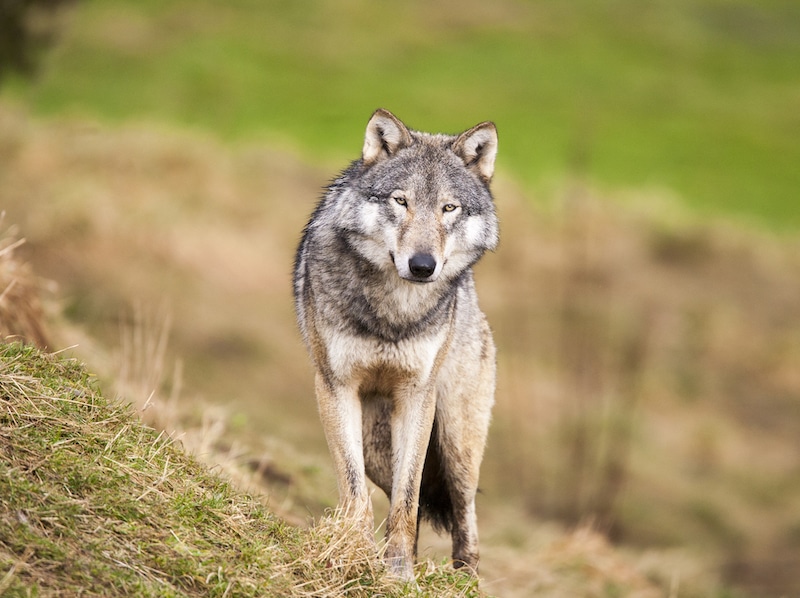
[319,230,469,342]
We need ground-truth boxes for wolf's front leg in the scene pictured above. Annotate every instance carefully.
[314,373,375,539]
[385,385,437,581]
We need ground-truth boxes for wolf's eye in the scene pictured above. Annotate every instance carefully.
[442,203,458,213]
[394,196,407,207]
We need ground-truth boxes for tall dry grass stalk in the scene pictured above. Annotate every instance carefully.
[114,303,237,470]
[116,302,182,431]
[0,218,49,349]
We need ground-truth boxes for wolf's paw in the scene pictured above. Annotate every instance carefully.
[452,551,479,576]
[384,553,415,583]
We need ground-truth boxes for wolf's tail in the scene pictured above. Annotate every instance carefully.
[418,419,456,533]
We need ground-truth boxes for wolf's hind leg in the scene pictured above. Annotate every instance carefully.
[436,346,495,573]
[450,495,480,572]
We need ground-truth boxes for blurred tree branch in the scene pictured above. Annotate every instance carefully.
[0,0,77,86]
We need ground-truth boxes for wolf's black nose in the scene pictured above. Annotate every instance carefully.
[409,254,437,278]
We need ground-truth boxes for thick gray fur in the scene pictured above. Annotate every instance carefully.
[293,108,498,580]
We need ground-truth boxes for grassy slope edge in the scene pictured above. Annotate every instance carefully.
[0,343,481,597]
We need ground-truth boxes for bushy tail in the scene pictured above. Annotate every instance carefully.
[418,420,455,533]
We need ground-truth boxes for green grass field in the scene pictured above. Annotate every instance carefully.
[7,0,800,229]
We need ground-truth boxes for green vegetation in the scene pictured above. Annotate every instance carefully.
[6,0,800,228]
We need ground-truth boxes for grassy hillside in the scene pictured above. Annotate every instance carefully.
[0,342,491,597]
[6,0,800,229]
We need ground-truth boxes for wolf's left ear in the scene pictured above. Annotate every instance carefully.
[452,122,498,183]
[362,109,413,165]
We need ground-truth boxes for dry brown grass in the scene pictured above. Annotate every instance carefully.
[0,221,49,348]
[2,99,799,595]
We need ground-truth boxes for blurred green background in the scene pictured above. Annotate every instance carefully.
[7,0,800,228]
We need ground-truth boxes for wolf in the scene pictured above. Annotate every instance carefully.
[293,108,498,580]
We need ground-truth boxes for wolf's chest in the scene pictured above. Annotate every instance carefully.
[322,325,447,388]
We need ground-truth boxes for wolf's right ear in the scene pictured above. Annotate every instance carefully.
[362,109,413,165]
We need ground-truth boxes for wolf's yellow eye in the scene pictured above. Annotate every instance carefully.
[443,203,458,212]
[394,196,407,207]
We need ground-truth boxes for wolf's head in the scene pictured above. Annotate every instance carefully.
[338,109,499,285]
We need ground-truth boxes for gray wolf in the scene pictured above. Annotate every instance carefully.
[293,109,498,580]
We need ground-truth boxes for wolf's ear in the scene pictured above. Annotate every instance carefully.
[452,122,498,183]
[362,109,413,165]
